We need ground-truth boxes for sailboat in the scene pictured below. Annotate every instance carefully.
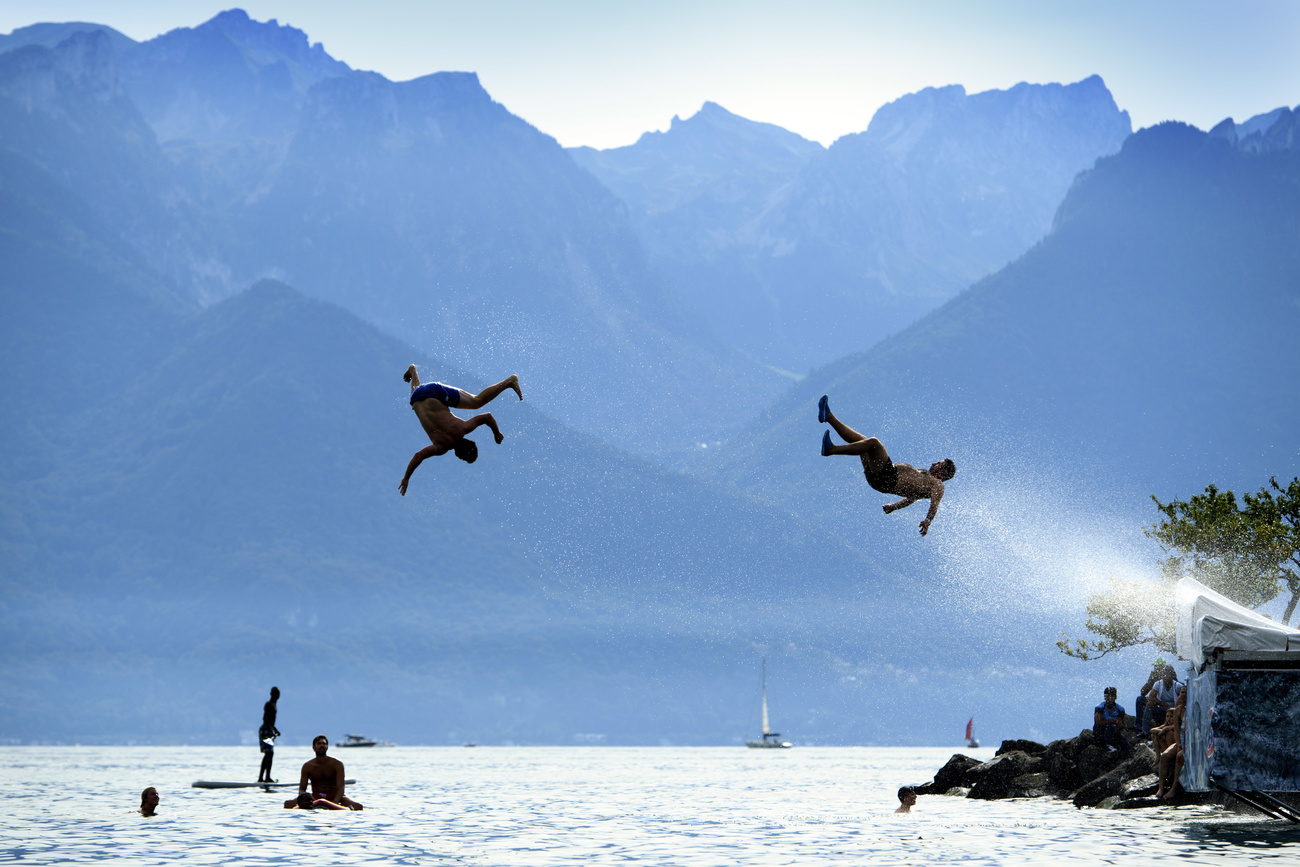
[965,717,980,749]
[746,659,792,748]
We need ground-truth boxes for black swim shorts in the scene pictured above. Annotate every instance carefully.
[410,382,461,407]
[864,458,899,495]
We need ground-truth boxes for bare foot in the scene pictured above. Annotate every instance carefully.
[1153,787,1166,799]
[507,374,523,400]
[399,478,409,496]
[882,504,895,514]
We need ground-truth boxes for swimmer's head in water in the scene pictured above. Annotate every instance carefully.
[403,364,417,383]
[897,786,916,803]
[454,438,478,464]
[297,792,316,809]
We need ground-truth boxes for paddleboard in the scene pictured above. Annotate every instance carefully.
[192,779,356,789]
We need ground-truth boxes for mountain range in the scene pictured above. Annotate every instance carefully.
[2,9,1297,747]
[572,78,1133,373]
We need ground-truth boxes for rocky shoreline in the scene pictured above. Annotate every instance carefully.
[911,730,1198,810]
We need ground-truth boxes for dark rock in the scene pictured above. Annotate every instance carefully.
[1121,773,1158,799]
[1076,744,1126,785]
[1072,745,1157,808]
[968,751,1044,800]
[914,753,983,795]
[996,739,1047,756]
[1007,771,1052,798]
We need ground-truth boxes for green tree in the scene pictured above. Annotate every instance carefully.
[1059,477,1300,661]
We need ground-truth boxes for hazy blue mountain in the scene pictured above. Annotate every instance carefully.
[707,120,1300,575]
[0,16,782,455]
[576,78,1132,374]
[3,273,1103,747]
[570,104,823,362]
[222,67,778,454]
[0,9,351,144]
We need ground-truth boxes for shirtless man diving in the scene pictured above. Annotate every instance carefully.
[399,365,522,495]
[296,735,362,810]
[818,395,956,536]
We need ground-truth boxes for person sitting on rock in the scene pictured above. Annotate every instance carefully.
[1153,689,1187,799]
[1143,665,1183,735]
[1134,657,1165,738]
[1093,686,1132,756]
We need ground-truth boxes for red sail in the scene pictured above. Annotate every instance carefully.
[965,717,973,740]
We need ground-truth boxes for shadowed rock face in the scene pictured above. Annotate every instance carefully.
[914,731,1160,808]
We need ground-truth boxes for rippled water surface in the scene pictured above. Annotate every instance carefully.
[2,746,1297,864]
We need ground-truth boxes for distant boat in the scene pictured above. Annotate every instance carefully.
[339,733,393,747]
[746,659,792,749]
[965,717,980,749]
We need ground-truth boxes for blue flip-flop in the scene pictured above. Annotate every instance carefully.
[821,430,833,456]
[818,395,830,424]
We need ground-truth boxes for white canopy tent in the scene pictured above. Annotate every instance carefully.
[1175,577,1300,667]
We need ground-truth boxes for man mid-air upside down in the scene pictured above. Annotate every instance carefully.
[817,394,956,536]
[399,365,522,495]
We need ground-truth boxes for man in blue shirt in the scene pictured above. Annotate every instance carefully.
[1093,686,1132,756]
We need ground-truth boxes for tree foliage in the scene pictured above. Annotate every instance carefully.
[1059,477,1300,661]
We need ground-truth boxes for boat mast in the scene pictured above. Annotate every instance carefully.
[761,658,771,736]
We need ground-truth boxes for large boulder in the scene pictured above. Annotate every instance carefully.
[1072,745,1157,808]
[967,751,1046,800]
[1007,772,1052,798]
[914,753,983,795]
[996,739,1047,757]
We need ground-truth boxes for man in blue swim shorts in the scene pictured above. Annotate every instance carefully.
[816,394,956,536]
[399,365,523,495]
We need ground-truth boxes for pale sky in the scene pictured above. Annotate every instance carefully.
[2,1,1297,148]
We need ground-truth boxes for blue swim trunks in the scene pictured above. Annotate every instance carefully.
[410,382,461,407]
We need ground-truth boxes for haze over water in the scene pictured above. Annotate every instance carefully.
[3,747,1295,865]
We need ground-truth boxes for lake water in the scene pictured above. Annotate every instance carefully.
[2,746,1296,865]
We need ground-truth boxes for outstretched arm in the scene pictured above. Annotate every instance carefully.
[919,482,945,536]
[467,412,504,444]
[883,497,917,514]
[400,445,439,495]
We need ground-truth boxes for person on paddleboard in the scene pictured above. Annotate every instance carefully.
[399,365,523,495]
[817,395,956,536]
[258,686,281,783]
[298,735,363,810]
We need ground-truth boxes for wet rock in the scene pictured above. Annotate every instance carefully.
[1096,795,1122,809]
[968,751,1044,800]
[1007,772,1051,798]
[996,739,1047,757]
[1072,745,1157,808]
[915,753,983,795]
[943,787,971,797]
[1122,774,1158,799]
[1076,744,1126,785]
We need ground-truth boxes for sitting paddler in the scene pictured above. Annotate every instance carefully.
[296,735,363,810]
[817,395,956,536]
[399,365,523,495]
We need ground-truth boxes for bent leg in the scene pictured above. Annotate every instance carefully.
[824,408,867,444]
[459,375,522,409]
